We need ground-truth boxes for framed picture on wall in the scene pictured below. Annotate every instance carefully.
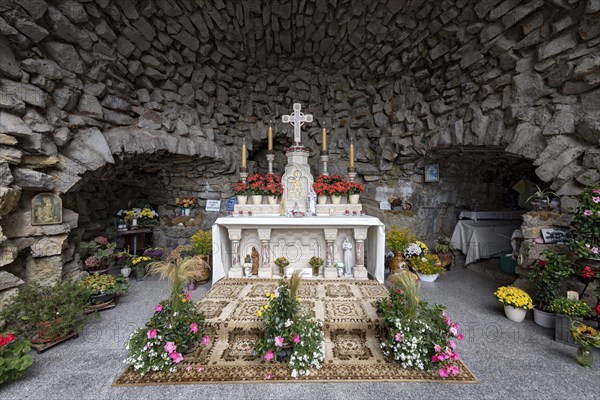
[425,164,439,183]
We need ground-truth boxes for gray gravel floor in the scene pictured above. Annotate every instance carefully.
[1,260,598,400]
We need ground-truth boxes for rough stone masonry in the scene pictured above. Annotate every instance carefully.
[0,0,599,302]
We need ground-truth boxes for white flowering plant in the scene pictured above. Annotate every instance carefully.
[376,272,464,378]
[253,272,325,378]
[124,293,208,375]
[404,242,424,258]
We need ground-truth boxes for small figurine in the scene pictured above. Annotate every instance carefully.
[243,255,252,277]
[251,247,259,275]
[343,238,353,277]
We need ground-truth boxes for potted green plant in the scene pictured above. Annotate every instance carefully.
[386,226,416,273]
[569,184,600,268]
[308,256,323,277]
[526,184,557,211]
[494,286,533,322]
[190,230,213,285]
[0,332,33,384]
[79,273,130,304]
[274,257,290,276]
[549,297,592,345]
[528,250,573,328]
[434,235,454,270]
[81,236,116,274]
[407,253,445,282]
[0,281,89,344]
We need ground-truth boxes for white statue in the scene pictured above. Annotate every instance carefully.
[343,238,353,276]
[308,186,317,216]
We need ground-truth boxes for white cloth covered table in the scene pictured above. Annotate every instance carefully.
[458,210,525,221]
[212,216,386,284]
[450,220,521,265]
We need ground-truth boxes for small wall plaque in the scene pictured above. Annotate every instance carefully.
[31,193,62,225]
[205,199,222,212]
[541,227,572,244]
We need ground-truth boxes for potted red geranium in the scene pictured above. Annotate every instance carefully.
[248,173,265,205]
[233,181,250,205]
[347,182,364,204]
[264,174,283,205]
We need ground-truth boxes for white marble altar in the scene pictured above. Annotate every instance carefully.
[211,216,385,284]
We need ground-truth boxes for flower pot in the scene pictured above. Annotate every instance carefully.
[183,208,191,216]
[331,195,342,205]
[318,195,328,205]
[416,272,439,282]
[389,253,406,273]
[503,305,527,322]
[554,314,578,346]
[120,266,131,278]
[252,195,263,205]
[576,345,594,367]
[268,195,278,205]
[90,292,115,304]
[237,195,248,205]
[349,194,360,204]
[532,306,555,328]
[312,266,320,277]
[135,268,145,281]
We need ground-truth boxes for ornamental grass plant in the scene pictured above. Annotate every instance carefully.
[376,271,463,377]
[494,286,533,310]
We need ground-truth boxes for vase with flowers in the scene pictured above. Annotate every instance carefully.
[274,257,290,276]
[347,182,364,204]
[176,195,196,216]
[253,272,325,378]
[408,253,445,282]
[386,227,416,273]
[571,321,600,367]
[264,173,283,205]
[308,256,323,277]
[494,286,533,322]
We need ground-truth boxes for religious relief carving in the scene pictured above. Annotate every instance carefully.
[287,169,308,202]
[251,247,259,275]
[31,193,62,226]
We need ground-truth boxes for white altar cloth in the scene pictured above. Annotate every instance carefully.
[211,216,385,284]
[451,220,521,265]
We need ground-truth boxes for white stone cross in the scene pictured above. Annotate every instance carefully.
[282,103,313,144]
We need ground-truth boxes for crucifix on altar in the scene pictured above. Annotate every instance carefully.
[282,103,313,145]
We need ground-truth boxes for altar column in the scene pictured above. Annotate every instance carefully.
[228,228,243,278]
[257,228,273,278]
[323,228,338,279]
[353,227,368,280]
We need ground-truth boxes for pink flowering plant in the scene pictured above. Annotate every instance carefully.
[570,185,600,260]
[376,272,463,377]
[253,272,325,378]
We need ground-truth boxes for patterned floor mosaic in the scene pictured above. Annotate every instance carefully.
[114,279,479,385]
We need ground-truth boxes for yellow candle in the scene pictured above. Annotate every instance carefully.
[241,140,247,168]
[349,142,355,168]
[268,126,273,151]
[322,128,327,151]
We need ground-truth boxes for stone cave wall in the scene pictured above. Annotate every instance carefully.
[0,0,599,302]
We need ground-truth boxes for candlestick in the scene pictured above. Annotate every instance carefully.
[349,138,355,169]
[241,136,247,169]
[268,125,273,151]
[321,128,327,151]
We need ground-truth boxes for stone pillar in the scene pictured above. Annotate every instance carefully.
[257,228,273,278]
[324,228,338,279]
[228,228,243,278]
[353,227,368,280]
